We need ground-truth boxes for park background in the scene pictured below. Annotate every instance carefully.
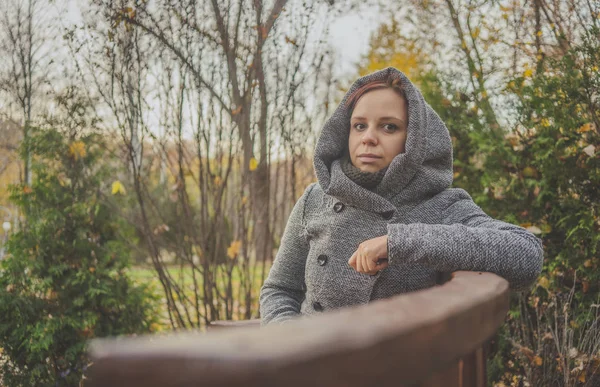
[0,0,598,385]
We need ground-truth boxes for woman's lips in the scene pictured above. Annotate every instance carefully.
[357,155,382,163]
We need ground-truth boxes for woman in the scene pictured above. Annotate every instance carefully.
[259,67,543,325]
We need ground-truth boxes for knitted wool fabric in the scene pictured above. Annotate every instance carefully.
[339,153,388,190]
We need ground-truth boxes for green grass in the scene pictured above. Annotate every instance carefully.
[127,263,271,330]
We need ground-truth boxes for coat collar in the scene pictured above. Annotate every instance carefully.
[327,159,396,214]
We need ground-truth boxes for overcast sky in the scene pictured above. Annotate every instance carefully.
[328,5,384,76]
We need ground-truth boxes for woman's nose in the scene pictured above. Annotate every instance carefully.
[361,126,378,144]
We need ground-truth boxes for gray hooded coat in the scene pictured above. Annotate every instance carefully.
[259,67,543,325]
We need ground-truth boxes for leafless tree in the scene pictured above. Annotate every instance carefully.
[71,0,340,328]
[0,0,55,185]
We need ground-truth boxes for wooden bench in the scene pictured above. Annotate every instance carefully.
[86,271,509,386]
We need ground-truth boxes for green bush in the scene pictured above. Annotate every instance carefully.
[419,25,600,387]
[492,27,600,386]
[0,112,158,386]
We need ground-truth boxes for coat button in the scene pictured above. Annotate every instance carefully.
[317,254,328,266]
[381,210,394,220]
[333,202,345,213]
[313,302,323,312]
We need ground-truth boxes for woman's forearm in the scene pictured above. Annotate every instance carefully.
[387,199,544,291]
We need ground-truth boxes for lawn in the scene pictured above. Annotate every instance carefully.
[128,263,271,330]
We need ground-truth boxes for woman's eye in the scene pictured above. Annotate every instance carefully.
[353,123,366,131]
[383,124,398,132]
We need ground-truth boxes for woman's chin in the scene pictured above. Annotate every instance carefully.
[358,164,382,173]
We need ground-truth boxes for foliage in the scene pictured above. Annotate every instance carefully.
[356,19,430,81]
[0,97,158,386]
[410,23,600,387]
[485,26,600,387]
[360,17,600,387]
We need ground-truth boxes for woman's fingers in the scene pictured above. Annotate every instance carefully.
[349,245,387,275]
[348,251,356,270]
[357,252,365,273]
[366,255,377,272]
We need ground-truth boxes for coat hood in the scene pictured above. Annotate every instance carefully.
[313,67,453,214]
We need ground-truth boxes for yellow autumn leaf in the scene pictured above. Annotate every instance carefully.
[150,322,162,332]
[453,171,461,179]
[241,196,248,205]
[111,180,126,195]
[578,372,586,383]
[578,123,593,133]
[541,118,550,127]
[249,157,258,171]
[582,281,590,293]
[536,30,542,37]
[227,240,242,259]
[584,259,593,268]
[526,225,542,235]
[57,172,70,187]
[89,267,96,273]
[69,141,86,160]
[538,276,549,289]
[522,166,537,177]
[471,27,480,39]
[523,68,534,78]
[533,356,543,366]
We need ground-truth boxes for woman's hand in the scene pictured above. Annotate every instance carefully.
[348,235,389,275]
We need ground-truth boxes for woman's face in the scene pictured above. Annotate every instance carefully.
[348,88,408,173]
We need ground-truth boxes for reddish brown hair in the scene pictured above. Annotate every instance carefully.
[345,75,408,112]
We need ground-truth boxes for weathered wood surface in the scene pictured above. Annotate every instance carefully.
[87,271,509,387]
[207,318,261,330]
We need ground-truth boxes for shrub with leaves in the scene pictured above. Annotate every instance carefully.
[481,27,600,387]
[0,110,158,385]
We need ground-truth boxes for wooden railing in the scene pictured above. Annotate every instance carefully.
[86,271,509,387]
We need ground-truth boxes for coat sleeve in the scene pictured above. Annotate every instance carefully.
[386,195,544,291]
[259,184,315,325]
